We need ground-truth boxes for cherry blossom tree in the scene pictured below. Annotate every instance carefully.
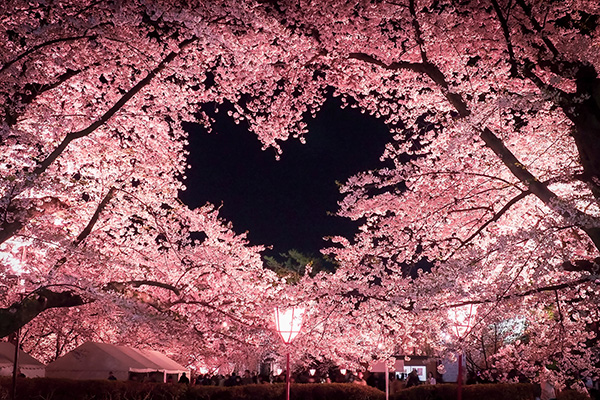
[2,0,600,385]
[0,0,291,355]
[308,0,600,387]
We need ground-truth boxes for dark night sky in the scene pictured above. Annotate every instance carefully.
[180,97,391,256]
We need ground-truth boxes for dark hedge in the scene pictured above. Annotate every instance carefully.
[391,383,536,400]
[1,378,593,400]
[0,379,384,400]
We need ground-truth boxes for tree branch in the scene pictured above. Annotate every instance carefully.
[408,0,428,62]
[0,278,185,338]
[347,52,471,117]
[0,35,97,74]
[33,36,199,176]
[445,189,532,259]
[439,276,596,311]
[0,36,199,247]
[0,288,87,338]
[104,280,181,296]
[350,50,600,251]
[479,127,600,250]
[514,0,559,58]
[5,67,86,126]
[0,197,69,245]
[74,186,116,246]
[491,0,519,76]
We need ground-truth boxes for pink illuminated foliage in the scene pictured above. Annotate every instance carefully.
[1,0,600,387]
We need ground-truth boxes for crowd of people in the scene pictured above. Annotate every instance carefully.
[177,367,439,392]
[107,364,598,399]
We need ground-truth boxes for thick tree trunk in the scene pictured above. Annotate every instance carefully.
[0,289,86,338]
[567,71,600,201]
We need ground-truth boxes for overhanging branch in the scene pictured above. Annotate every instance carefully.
[0,288,87,338]
[33,36,199,176]
[0,279,182,337]
[445,189,533,260]
[349,48,600,251]
[0,35,98,74]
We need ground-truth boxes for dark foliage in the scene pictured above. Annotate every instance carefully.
[2,379,592,400]
[0,379,383,400]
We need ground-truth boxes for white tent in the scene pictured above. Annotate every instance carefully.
[46,342,189,382]
[0,342,45,378]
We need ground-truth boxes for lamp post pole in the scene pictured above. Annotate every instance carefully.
[274,307,305,400]
[385,364,389,400]
[457,352,463,400]
[286,352,291,400]
[11,290,24,400]
[11,327,20,400]
[449,304,477,400]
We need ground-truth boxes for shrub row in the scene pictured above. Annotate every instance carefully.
[393,383,593,400]
[0,378,593,400]
[391,383,535,400]
[0,379,383,400]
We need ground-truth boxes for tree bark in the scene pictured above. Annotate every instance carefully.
[0,289,86,338]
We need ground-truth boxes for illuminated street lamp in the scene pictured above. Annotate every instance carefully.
[448,304,478,400]
[274,307,305,400]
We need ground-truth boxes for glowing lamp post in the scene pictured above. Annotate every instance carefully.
[448,304,478,400]
[274,307,305,400]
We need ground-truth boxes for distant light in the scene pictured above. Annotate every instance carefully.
[309,369,316,376]
[340,368,346,375]
[277,368,283,376]
[222,321,228,328]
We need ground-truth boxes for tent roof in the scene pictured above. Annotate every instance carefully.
[139,349,190,374]
[0,342,45,370]
[46,342,188,374]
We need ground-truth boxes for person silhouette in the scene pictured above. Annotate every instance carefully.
[405,369,420,388]
[179,372,190,384]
